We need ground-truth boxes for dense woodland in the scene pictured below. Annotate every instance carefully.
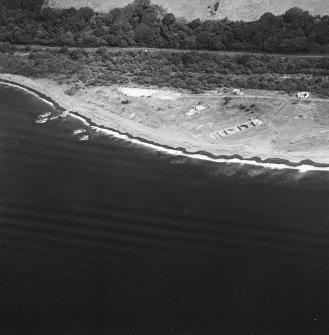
[0,0,44,10]
[0,0,329,53]
[1,46,329,96]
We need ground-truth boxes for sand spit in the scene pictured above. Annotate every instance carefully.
[0,73,329,170]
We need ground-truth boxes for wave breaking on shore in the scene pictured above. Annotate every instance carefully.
[1,79,329,173]
[69,112,329,173]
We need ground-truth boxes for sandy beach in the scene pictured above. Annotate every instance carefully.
[1,73,329,166]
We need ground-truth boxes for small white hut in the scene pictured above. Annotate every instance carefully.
[195,104,206,111]
[232,89,244,96]
[297,92,310,99]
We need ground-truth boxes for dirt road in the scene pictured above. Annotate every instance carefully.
[13,44,329,59]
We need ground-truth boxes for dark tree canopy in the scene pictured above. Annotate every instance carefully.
[0,0,44,11]
[0,1,328,54]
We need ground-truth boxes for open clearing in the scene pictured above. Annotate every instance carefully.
[1,73,328,164]
[44,0,329,21]
[76,85,329,163]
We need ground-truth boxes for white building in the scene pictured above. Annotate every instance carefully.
[195,105,206,111]
[297,92,310,99]
[232,89,244,96]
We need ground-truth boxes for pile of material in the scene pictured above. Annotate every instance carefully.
[186,104,206,117]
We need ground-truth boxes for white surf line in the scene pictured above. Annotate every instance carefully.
[0,81,55,108]
[69,113,91,126]
[2,80,328,173]
[90,127,329,173]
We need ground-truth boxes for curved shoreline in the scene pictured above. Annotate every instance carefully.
[1,78,329,172]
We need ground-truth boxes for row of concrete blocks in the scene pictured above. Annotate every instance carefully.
[210,118,263,139]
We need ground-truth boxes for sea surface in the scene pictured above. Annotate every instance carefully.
[0,83,329,335]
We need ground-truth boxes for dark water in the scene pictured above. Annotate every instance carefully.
[0,84,329,335]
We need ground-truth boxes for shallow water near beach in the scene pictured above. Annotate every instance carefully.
[0,84,329,335]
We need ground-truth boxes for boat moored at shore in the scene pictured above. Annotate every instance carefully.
[49,114,61,120]
[60,111,69,118]
[39,111,52,118]
[73,129,86,135]
[35,118,48,124]
[78,134,89,142]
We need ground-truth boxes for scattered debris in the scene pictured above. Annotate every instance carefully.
[185,104,206,116]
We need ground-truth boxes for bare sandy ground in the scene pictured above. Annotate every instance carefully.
[118,87,181,100]
[1,73,329,165]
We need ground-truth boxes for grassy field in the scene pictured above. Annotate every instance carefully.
[216,0,328,21]
[44,0,219,20]
[44,0,329,21]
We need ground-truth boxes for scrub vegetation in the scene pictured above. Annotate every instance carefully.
[1,46,329,96]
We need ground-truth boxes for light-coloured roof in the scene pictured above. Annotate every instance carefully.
[195,105,206,111]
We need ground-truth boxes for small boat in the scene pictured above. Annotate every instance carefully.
[49,114,61,121]
[35,118,48,124]
[78,134,89,142]
[60,111,69,118]
[73,129,86,135]
[39,112,51,118]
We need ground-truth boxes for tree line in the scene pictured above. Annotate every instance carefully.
[0,0,329,53]
[0,0,44,10]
